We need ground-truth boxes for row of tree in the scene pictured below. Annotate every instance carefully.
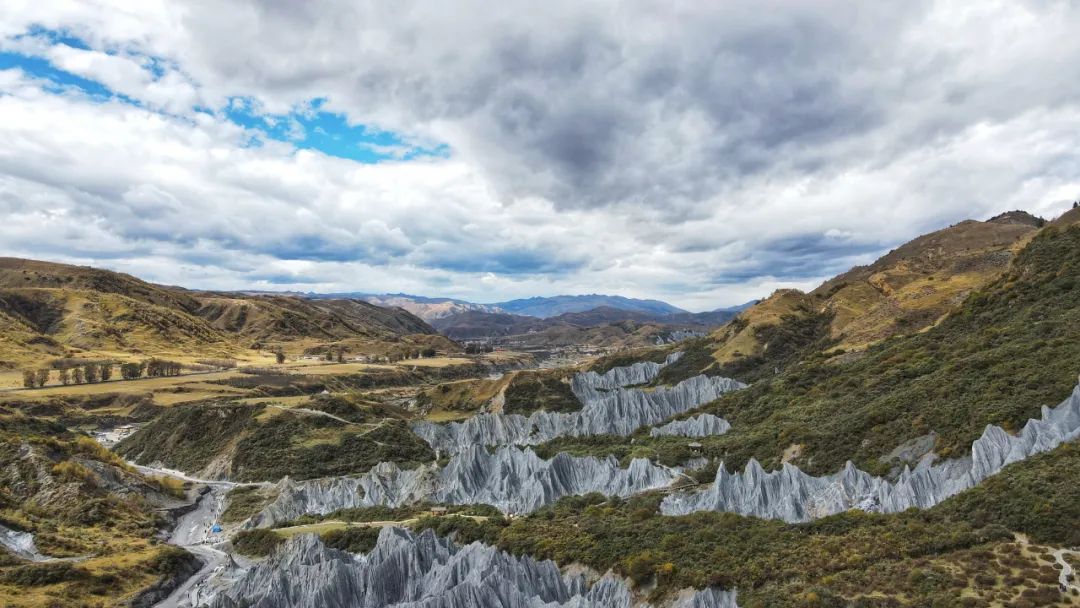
[23,362,113,388]
[21,358,184,389]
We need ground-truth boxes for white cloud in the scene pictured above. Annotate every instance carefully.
[0,1,1078,310]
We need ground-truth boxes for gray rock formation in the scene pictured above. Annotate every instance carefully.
[205,527,739,608]
[0,524,47,561]
[576,352,683,389]
[252,446,679,526]
[412,354,743,454]
[662,382,1080,522]
[649,414,731,438]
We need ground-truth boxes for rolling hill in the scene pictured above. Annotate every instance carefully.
[677,210,1046,374]
[0,258,437,368]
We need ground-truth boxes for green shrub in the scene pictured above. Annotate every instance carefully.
[1,562,86,586]
[232,528,284,557]
[321,526,380,553]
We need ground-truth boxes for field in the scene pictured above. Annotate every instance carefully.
[0,355,484,408]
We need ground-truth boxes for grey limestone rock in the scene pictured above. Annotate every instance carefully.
[411,353,742,454]
[661,383,1080,521]
[252,446,679,526]
[649,414,731,438]
[206,527,739,608]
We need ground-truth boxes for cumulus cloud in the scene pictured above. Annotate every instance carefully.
[0,0,1079,309]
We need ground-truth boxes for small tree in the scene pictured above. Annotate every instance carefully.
[35,369,50,388]
[336,351,345,363]
[59,368,70,386]
[421,347,437,358]
[325,350,334,362]
[99,363,112,382]
[275,350,286,364]
[22,370,35,389]
[84,364,98,384]
[120,362,143,380]
[73,367,85,384]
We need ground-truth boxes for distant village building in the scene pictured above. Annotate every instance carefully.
[430,506,448,517]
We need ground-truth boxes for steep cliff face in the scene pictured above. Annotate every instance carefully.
[204,528,739,608]
[649,414,731,438]
[411,353,742,454]
[252,446,678,526]
[662,382,1080,521]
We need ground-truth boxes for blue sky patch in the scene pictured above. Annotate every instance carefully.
[225,97,449,163]
[2,28,448,165]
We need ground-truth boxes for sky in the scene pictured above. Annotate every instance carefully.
[0,1,1078,311]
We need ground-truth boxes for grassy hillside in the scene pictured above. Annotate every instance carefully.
[0,257,201,312]
[0,414,198,606]
[0,288,238,366]
[0,257,443,371]
[196,294,434,344]
[116,401,435,481]
[665,214,1042,381]
[543,221,1080,476]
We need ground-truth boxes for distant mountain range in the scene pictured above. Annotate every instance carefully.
[296,292,736,322]
[430,304,756,342]
[490,295,687,318]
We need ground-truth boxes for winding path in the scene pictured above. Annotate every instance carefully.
[1054,549,1079,593]
[135,465,253,608]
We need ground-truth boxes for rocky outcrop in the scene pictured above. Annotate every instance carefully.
[205,528,739,608]
[412,354,743,454]
[662,382,1080,522]
[577,352,683,389]
[649,414,731,438]
[252,446,679,526]
[0,524,47,561]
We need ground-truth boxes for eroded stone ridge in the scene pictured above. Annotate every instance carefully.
[252,446,678,526]
[649,414,732,438]
[661,383,1080,522]
[206,527,739,608]
[411,353,743,454]
[575,352,683,390]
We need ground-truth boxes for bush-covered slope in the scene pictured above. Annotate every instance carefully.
[116,402,435,481]
[554,224,1080,475]
[423,440,1077,606]
[659,214,1042,383]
